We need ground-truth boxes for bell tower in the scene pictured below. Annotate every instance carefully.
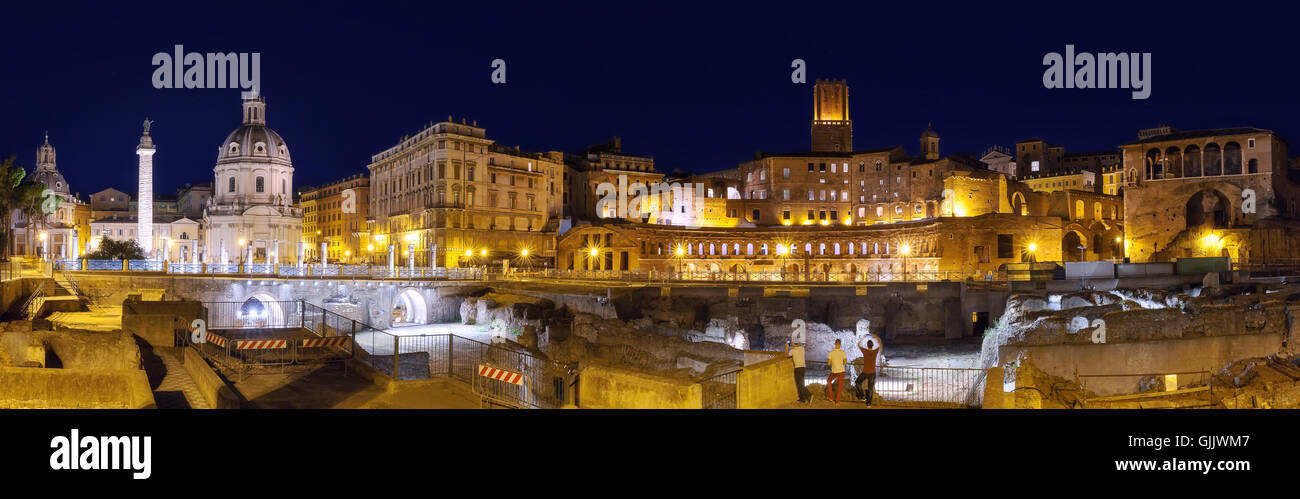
[811,79,852,152]
[242,88,266,125]
[920,124,940,160]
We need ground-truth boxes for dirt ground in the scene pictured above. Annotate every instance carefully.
[232,365,478,409]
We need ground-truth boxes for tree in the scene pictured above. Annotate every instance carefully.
[83,238,145,260]
[15,181,48,257]
[0,156,27,260]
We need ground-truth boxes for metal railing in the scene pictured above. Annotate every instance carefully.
[874,366,984,406]
[182,301,359,378]
[700,368,740,409]
[514,268,1004,284]
[128,259,163,271]
[354,330,575,409]
[87,259,121,271]
[204,300,307,329]
[0,260,23,281]
[802,360,982,406]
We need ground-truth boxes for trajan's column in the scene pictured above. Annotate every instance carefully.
[137,118,155,256]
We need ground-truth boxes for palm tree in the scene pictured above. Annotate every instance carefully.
[15,181,48,257]
[0,156,27,260]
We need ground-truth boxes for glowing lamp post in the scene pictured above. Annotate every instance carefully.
[674,244,685,279]
[900,243,911,281]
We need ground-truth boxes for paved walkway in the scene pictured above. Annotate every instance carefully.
[152,348,210,409]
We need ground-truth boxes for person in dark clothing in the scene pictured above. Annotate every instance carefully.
[855,333,882,406]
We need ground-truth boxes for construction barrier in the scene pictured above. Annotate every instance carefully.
[205,333,227,348]
[235,339,290,350]
[478,364,525,385]
[301,337,350,348]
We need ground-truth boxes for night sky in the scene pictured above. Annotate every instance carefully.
[1,2,1295,198]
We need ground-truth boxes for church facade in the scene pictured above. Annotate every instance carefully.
[201,93,302,265]
[12,134,91,259]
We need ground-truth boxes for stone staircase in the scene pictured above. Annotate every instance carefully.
[22,270,105,320]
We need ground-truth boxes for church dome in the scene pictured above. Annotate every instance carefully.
[219,124,290,161]
[32,169,70,195]
[33,134,70,195]
[215,93,291,164]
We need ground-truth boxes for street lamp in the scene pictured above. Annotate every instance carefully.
[673,244,685,279]
[900,243,911,281]
[1026,242,1038,263]
[775,243,789,281]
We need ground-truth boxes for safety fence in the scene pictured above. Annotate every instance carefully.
[354,330,576,409]
[204,300,307,330]
[1076,370,1215,408]
[802,360,982,407]
[700,368,740,409]
[179,301,358,379]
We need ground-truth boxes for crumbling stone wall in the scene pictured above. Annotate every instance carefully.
[986,282,1298,396]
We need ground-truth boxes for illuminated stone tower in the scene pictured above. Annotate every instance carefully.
[920,124,940,160]
[811,79,852,152]
[136,119,155,256]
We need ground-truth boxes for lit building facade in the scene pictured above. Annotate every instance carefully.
[1120,126,1300,263]
[564,137,661,223]
[367,118,564,268]
[89,213,201,261]
[300,174,369,263]
[557,77,1130,276]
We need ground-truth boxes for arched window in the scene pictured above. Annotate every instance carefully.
[228,177,235,192]
[1145,148,1162,179]
[1183,145,1201,177]
[1203,143,1222,176]
[256,177,265,193]
[1165,146,1182,177]
[1223,142,1242,175]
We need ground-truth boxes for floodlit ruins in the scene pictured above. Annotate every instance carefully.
[4,76,1300,410]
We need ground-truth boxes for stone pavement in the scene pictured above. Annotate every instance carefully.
[152,347,210,409]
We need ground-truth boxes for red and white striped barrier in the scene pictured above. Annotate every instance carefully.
[235,339,289,350]
[301,337,350,348]
[478,364,525,386]
[205,333,227,348]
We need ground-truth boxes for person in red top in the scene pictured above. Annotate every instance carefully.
[855,333,882,406]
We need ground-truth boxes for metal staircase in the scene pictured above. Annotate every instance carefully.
[54,269,105,313]
[20,281,49,320]
[21,269,104,320]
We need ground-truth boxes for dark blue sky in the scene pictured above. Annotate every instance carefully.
[1,2,1295,197]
